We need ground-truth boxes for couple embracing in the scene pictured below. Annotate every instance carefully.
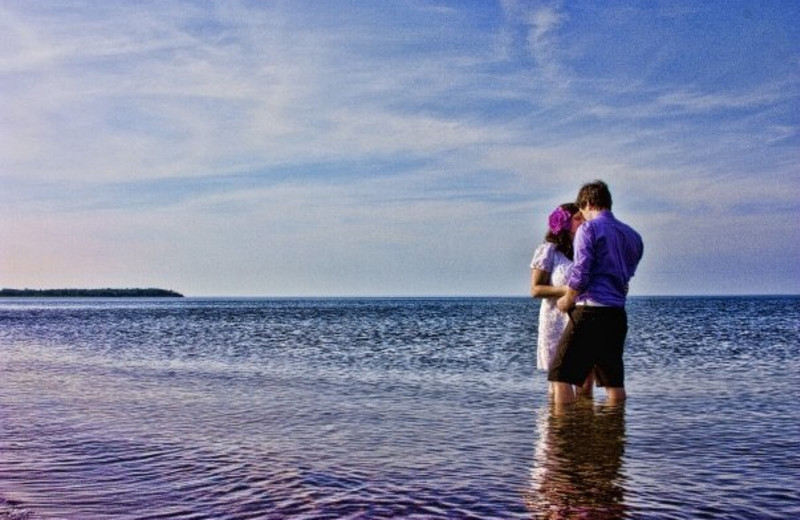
[531,180,644,405]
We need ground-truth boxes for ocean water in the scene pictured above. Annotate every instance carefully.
[0,296,798,519]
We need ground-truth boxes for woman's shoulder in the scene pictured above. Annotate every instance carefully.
[531,241,558,269]
[533,241,558,258]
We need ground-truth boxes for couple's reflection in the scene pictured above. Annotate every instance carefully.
[527,402,627,519]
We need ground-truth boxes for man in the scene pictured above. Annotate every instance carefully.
[549,180,644,405]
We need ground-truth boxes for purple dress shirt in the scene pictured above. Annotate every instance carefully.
[567,210,644,307]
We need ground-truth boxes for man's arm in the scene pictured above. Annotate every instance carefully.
[566,223,593,291]
[559,223,593,312]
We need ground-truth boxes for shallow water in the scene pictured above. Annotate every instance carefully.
[0,296,798,519]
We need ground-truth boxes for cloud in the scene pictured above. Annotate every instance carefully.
[654,85,791,114]
[525,5,565,66]
[499,0,570,92]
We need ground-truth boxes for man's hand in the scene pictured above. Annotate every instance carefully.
[557,288,577,313]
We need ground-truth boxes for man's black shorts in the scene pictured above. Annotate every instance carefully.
[547,305,628,387]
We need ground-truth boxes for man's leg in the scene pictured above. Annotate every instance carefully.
[549,307,591,405]
[596,308,628,403]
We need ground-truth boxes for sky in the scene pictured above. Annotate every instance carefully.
[1,0,798,297]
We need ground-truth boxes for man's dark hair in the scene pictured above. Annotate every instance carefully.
[576,180,612,210]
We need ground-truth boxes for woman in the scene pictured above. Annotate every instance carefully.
[530,203,591,395]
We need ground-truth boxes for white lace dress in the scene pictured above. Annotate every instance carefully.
[530,242,573,370]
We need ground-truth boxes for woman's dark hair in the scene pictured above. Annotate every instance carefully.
[545,202,579,260]
[576,180,612,210]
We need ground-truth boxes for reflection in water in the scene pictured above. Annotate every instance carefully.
[527,402,627,519]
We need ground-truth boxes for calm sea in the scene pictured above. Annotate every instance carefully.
[0,296,798,519]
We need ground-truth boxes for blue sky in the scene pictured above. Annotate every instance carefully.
[1,0,798,296]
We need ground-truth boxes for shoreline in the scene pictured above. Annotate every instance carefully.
[0,288,183,298]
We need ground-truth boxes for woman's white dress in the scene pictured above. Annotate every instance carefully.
[530,242,573,370]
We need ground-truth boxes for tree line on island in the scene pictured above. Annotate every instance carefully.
[0,288,184,298]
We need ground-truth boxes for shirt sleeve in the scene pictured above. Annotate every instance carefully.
[530,242,555,271]
[567,223,594,292]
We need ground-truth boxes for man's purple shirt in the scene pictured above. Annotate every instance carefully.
[568,211,644,307]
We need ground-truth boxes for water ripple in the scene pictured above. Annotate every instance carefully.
[1,297,798,518]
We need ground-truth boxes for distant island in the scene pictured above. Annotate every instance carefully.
[0,288,184,298]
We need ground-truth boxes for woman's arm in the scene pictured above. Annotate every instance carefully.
[531,268,567,298]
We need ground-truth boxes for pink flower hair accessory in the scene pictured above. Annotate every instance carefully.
[548,206,572,234]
